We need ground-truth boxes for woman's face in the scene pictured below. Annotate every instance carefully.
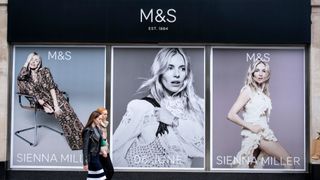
[93,115,103,126]
[101,110,108,121]
[253,63,269,84]
[29,55,41,70]
[161,54,187,94]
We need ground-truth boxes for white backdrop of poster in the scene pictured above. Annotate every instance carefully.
[210,47,306,172]
[10,45,106,169]
[111,46,205,170]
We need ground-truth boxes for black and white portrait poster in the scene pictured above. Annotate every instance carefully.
[111,46,205,170]
[10,45,106,169]
[210,47,306,172]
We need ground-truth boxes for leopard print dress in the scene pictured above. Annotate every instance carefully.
[17,67,83,150]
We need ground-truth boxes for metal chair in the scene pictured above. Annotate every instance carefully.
[14,92,68,146]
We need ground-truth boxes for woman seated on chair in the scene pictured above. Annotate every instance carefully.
[17,52,84,150]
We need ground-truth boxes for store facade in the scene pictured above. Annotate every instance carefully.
[1,0,320,179]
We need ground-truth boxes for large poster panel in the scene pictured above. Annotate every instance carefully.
[10,45,106,169]
[211,47,306,172]
[111,47,205,170]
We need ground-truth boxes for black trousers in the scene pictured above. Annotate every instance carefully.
[100,154,114,180]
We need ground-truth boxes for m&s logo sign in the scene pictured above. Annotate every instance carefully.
[140,9,177,23]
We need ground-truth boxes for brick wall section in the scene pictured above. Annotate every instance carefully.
[0,0,8,163]
[311,0,320,159]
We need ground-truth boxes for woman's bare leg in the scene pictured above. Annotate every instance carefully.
[259,139,294,168]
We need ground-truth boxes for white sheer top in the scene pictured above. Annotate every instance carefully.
[242,86,272,123]
[112,97,205,167]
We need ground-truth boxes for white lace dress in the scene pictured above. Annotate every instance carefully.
[232,86,277,168]
[112,97,204,168]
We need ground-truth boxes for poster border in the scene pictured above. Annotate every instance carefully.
[209,46,307,173]
[110,45,206,171]
[9,45,107,170]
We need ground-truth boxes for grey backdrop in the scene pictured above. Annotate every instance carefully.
[211,48,305,171]
[111,47,205,169]
[11,46,105,169]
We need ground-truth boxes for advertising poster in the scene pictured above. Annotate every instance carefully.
[10,45,106,169]
[111,47,205,170]
[210,47,306,172]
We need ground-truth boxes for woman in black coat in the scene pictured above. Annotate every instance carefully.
[82,111,107,180]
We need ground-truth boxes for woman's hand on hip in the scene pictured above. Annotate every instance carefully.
[248,124,264,134]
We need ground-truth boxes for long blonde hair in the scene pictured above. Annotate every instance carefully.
[26,52,42,71]
[138,48,202,113]
[245,60,271,96]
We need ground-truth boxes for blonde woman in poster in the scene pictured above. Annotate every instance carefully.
[112,48,204,168]
[17,52,83,150]
[227,59,293,169]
